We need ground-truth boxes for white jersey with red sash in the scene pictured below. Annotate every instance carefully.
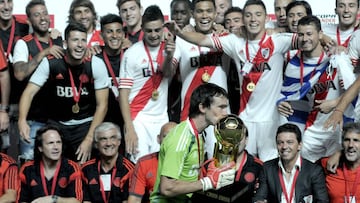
[322,23,357,48]
[212,33,297,122]
[173,35,230,121]
[119,40,169,121]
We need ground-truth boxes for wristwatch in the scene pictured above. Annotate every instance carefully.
[52,195,58,203]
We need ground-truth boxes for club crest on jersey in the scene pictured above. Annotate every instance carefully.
[261,48,270,60]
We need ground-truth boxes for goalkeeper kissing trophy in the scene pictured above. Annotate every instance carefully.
[214,114,247,167]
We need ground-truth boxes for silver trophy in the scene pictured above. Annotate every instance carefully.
[214,114,247,167]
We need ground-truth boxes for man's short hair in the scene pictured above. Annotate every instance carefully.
[116,0,141,8]
[224,6,243,18]
[34,125,64,163]
[189,83,228,118]
[192,0,216,8]
[276,123,302,143]
[286,0,312,17]
[64,21,87,41]
[141,5,164,26]
[336,0,359,8]
[68,0,97,28]
[243,0,267,14]
[25,0,46,18]
[170,0,193,11]
[342,122,360,139]
[298,15,322,32]
[100,13,123,31]
[94,122,121,142]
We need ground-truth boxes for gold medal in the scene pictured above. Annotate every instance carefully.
[202,71,211,83]
[246,82,256,92]
[72,103,80,114]
[152,89,159,101]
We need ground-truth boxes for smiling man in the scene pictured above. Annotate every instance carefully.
[322,0,359,48]
[119,5,175,163]
[18,22,109,164]
[253,123,328,203]
[18,125,82,203]
[68,0,104,47]
[321,122,360,202]
[117,0,143,44]
[82,122,134,203]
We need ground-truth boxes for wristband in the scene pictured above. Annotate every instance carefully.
[0,105,9,113]
[334,108,344,114]
[52,195,58,203]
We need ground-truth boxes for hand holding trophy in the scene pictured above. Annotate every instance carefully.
[201,114,247,191]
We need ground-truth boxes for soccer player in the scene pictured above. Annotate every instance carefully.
[322,0,359,48]
[191,115,263,203]
[13,0,63,162]
[119,5,175,163]
[278,15,356,162]
[215,0,232,24]
[168,0,192,123]
[116,0,143,44]
[168,0,231,159]
[253,123,328,203]
[286,0,313,33]
[321,122,360,202]
[266,0,294,29]
[128,122,177,203]
[166,0,298,161]
[18,125,82,203]
[82,122,134,203]
[0,0,29,153]
[68,0,104,48]
[96,14,125,133]
[150,83,236,203]
[18,22,109,163]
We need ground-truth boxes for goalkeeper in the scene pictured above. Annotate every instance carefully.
[150,83,235,203]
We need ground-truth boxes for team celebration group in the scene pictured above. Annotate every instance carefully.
[0,0,360,202]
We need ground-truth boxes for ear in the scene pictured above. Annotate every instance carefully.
[298,141,302,151]
[157,134,161,144]
[38,146,43,153]
[199,103,207,114]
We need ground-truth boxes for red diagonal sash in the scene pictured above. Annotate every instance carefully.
[180,66,216,121]
[130,42,165,120]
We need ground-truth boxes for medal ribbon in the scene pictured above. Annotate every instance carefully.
[68,67,83,105]
[40,160,61,196]
[102,50,123,88]
[98,161,117,203]
[144,41,165,90]
[337,26,357,47]
[5,18,15,60]
[180,46,218,121]
[33,34,53,52]
[278,158,301,203]
[189,118,202,179]
[235,152,247,181]
[244,33,266,86]
[343,164,360,203]
[129,42,164,120]
[299,51,324,86]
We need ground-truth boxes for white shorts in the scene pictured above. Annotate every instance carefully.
[129,113,169,163]
[244,121,279,162]
[301,126,342,163]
